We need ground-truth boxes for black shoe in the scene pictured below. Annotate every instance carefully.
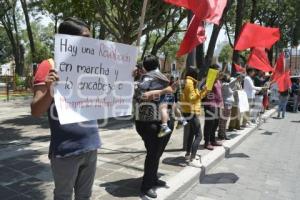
[142,188,157,198]
[156,179,167,187]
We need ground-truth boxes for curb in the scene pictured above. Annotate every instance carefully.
[155,108,277,200]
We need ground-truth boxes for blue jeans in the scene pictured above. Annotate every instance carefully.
[278,96,288,118]
[293,94,299,112]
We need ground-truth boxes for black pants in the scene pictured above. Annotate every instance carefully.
[183,114,202,159]
[135,119,174,191]
[204,106,220,145]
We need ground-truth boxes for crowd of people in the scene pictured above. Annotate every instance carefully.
[30,17,297,200]
[132,55,287,198]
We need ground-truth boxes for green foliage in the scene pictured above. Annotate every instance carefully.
[23,21,54,65]
[0,27,12,64]
[218,44,233,64]
[15,74,25,87]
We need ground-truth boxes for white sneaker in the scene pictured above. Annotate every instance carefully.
[182,120,188,126]
[189,159,202,168]
[158,126,172,138]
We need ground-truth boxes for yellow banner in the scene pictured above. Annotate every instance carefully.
[206,68,219,91]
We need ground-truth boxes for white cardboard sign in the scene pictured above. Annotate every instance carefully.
[54,34,138,124]
[238,90,250,112]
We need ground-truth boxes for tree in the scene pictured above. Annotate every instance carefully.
[20,0,36,63]
[218,44,233,67]
[224,0,299,67]
[93,0,185,44]
[0,27,12,64]
[0,0,24,76]
[197,0,234,78]
[22,21,53,67]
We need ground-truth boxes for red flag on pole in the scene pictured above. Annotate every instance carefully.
[233,63,246,73]
[176,16,206,57]
[234,23,280,51]
[272,52,285,81]
[163,0,190,9]
[247,48,274,72]
[164,0,227,25]
[277,70,292,92]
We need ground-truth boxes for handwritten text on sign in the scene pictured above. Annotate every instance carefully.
[54,34,138,124]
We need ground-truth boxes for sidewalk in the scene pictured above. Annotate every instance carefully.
[0,99,276,200]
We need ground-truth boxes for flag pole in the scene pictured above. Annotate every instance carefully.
[136,0,149,47]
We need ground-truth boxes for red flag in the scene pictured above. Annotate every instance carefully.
[277,70,292,92]
[163,0,190,9]
[233,63,245,73]
[234,23,280,51]
[164,0,227,25]
[176,16,206,57]
[272,52,285,81]
[247,48,274,72]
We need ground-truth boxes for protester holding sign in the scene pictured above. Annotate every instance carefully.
[134,55,177,199]
[180,66,208,167]
[31,18,100,200]
[203,64,223,150]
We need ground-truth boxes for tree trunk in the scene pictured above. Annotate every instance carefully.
[185,11,196,69]
[232,0,245,76]
[11,2,23,76]
[54,15,58,33]
[141,33,150,59]
[250,0,257,23]
[268,47,274,66]
[99,23,106,39]
[196,44,205,79]
[20,0,36,63]
[204,0,233,76]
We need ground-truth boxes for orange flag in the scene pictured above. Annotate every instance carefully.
[176,16,206,57]
[247,48,274,72]
[234,23,280,51]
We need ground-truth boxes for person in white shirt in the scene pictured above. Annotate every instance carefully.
[243,68,262,125]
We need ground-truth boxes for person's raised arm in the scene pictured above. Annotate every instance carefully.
[31,70,59,117]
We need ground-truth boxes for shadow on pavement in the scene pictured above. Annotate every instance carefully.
[162,156,187,167]
[0,151,53,199]
[291,120,300,123]
[0,126,24,142]
[1,115,49,129]
[100,177,142,198]
[227,133,240,139]
[200,173,239,184]
[261,131,276,136]
[226,153,250,159]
